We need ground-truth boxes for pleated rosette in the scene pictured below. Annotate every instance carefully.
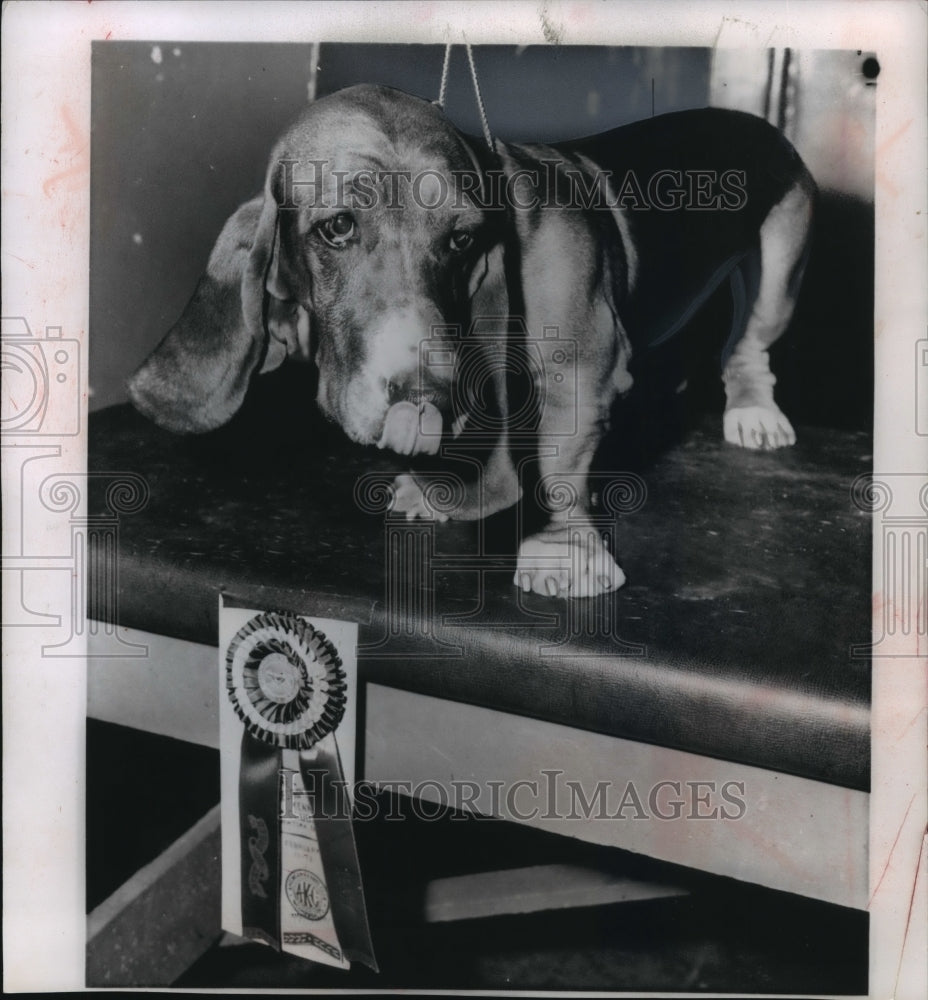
[225,611,347,750]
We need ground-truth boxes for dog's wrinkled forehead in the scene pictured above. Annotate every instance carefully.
[270,84,481,217]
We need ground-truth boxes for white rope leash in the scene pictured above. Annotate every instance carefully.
[434,41,496,154]
[436,42,452,110]
[464,43,496,154]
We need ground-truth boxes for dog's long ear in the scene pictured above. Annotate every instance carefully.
[257,165,313,375]
[127,184,296,433]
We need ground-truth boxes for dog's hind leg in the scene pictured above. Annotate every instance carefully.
[722,174,814,449]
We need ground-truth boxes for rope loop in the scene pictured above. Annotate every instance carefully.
[433,41,496,154]
[436,42,453,110]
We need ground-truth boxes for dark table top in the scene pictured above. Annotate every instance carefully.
[89,370,871,790]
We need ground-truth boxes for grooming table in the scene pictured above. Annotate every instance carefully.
[85,369,871,983]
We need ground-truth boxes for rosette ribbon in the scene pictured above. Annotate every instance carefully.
[221,608,376,971]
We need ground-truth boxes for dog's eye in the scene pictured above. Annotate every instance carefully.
[449,230,475,253]
[319,213,356,246]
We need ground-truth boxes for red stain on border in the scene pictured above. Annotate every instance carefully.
[875,119,912,199]
[894,832,927,996]
[870,791,916,907]
[5,253,37,269]
[877,118,912,157]
[731,821,803,878]
[41,105,89,198]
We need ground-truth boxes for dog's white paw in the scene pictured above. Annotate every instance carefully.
[723,405,796,450]
[514,523,626,598]
[390,473,449,521]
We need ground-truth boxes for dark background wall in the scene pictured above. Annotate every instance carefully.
[90,42,874,431]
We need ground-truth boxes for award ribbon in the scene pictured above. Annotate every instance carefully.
[225,611,376,971]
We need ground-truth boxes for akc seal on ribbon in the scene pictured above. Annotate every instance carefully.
[219,600,377,971]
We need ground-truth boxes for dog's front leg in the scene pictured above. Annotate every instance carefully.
[391,357,522,522]
[514,395,625,598]
[391,435,522,523]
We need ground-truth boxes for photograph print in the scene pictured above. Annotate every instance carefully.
[79,26,878,995]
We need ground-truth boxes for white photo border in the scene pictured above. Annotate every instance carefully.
[2,1,925,994]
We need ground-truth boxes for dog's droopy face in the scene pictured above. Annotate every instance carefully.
[267,86,497,450]
[127,85,503,450]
